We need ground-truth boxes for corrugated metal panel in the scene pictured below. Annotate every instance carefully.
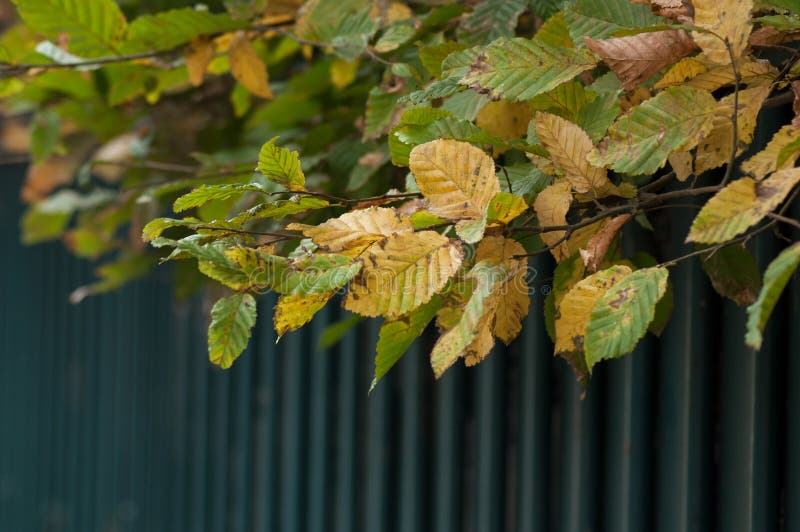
[1,159,799,532]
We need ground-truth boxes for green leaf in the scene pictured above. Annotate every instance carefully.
[457,0,527,46]
[419,41,466,78]
[257,137,306,191]
[21,189,115,244]
[318,314,363,349]
[224,0,268,19]
[69,252,152,303]
[141,217,202,241]
[229,196,330,224]
[271,253,363,295]
[499,163,552,202]
[460,37,597,102]
[746,243,800,350]
[363,87,402,140]
[563,0,662,42]
[576,90,620,142]
[12,0,128,57]
[585,267,669,371]
[589,87,718,175]
[529,0,563,19]
[173,183,266,212]
[372,296,443,392]
[30,110,61,163]
[701,244,762,306]
[208,293,258,369]
[124,8,246,53]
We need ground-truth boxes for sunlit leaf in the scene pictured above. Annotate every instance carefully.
[208,293,257,369]
[746,243,800,350]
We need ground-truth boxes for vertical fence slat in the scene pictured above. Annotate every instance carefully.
[308,306,334,532]
[474,349,505,532]
[433,365,465,532]
[335,318,359,532]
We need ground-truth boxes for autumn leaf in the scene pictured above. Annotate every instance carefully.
[534,111,614,195]
[229,31,273,98]
[687,169,800,244]
[580,214,631,271]
[746,243,800,350]
[691,0,753,65]
[186,38,214,87]
[741,124,800,179]
[208,293,258,369]
[274,292,334,337]
[409,138,499,221]
[584,30,697,90]
[344,231,463,318]
[533,180,572,261]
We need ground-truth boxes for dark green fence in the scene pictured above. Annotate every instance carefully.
[1,150,799,531]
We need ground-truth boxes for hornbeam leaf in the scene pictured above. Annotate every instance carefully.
[257,138,305,191]
[409,139,499,220]
[430,261,509,378]
[229,197,330,224]
[173,183,266,212]
[208,293,257,369]
[746,243,800,350]
[741,124,800,180]
[271,253,362,296]
[580,214,632,272]
[286,206,413,256]
[692,0,753,65]
[229,32,273,99]
[701,243,762,306]
[588,86,718,175]
[655,57,708,89]
[459,37,596,102]
[562,0,662,42]
[486,192,528,225]
[686,169,800,244]
[682,59,776,92]
[12,0,128,57]
[372,296,444,392]
[534,112,615,195]
[274,292,334,337]
[186,38,214,87]
[124,7,245,52]
[585,267,669,370]
[583,30,697,90]
[555,265,632,376]
[344,231,463,318]
[533,180,572,261]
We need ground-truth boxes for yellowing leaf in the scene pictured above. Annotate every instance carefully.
[655,57,708,88]
[741,124,800,179]
[669,150,694,181]
[555,265,632,357]
[330,58,359,89]
[274,292,334,337]
[687,168,800,243]
[430,261,510,378]
[589,86,718,175]
[476,101,532,142]
[533,180,572,261]
[475,236,530,344]
[344,231,463,318]
[692,0,753,65]
[186,38,214,87]
[694,85,771,175]
[287,206,413,256]
[534,112,613,195]
[486,192,528,225]
[409,139,500,220]
[228,31,273,98]
[584,30,697,90]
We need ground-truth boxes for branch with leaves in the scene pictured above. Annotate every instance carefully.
[5,0,800,389]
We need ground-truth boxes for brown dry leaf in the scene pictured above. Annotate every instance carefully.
[579,214,631,272]
[186,38,215,87]
[584,30,697,90]
[286,206,413,257]
[792,81,800,127]
[632,0,693,21]
[533,180,572,261]
[0,116,30,153]
[409,139,499,220]
[476,101,532,141]
[22,157,79,202]
[749,26,800,48]
[228,31,273,99]
[91,132,140,183]
[534,112,614,195]
[692,0,753,65]
[694,85,770,175]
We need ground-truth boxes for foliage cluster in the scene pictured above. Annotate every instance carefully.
[4,0,800,387]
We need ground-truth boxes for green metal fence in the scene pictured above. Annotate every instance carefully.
[1,149,799,531]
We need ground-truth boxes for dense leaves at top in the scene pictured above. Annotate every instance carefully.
[5,0,800,389]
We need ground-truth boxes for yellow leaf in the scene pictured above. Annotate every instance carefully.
[186,38,214,87]
[584,30,697,90]
[286,206,413,257]
[694,85,771,175]
[555,265,632,356]
[274,292,333,337]
[409,139,500,221]
[486,192,528,225]
[687,168,800,244]
[533,180,572,261]
[463,308,497,367]
[476,101,532,142]
[330,58,359,89]
[229,31,273,99]
[344,231,463,318]
[475,236,530,345]
[691,0,753,65]
[534,112,614,196]
[741,124,800,180]
[655,57,708,89]
[669,150,694,182]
